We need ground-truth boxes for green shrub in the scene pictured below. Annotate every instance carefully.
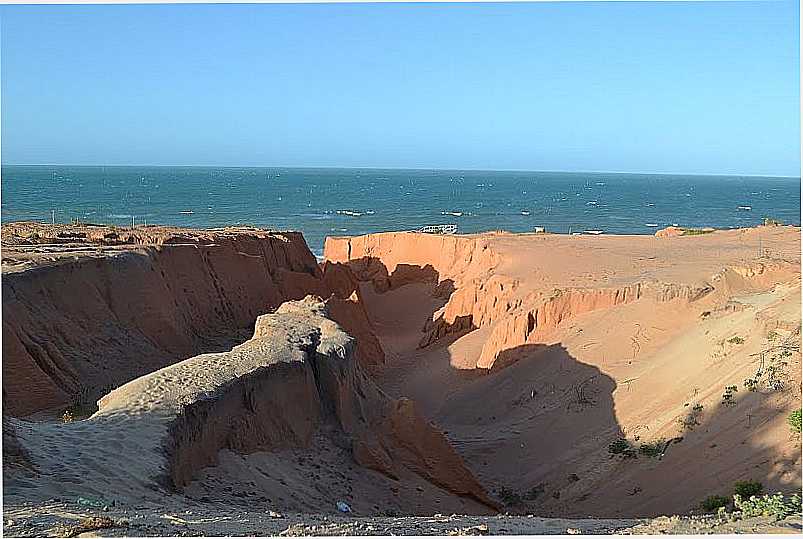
[734,492,802,520]
[639,439,666,458]
[700,494,731,513]
[733,480,763,498]
[788,410,802,435]
[681,228,715,236]
[608,439,629,454]
[727,336,745,345]
[608,438,637,458]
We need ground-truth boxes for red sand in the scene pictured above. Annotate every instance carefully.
[2,222,800,521]
[325,225,802,517]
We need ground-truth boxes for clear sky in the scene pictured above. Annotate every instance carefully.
[1,1,799,175]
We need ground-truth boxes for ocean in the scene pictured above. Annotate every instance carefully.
[1,165,799,256]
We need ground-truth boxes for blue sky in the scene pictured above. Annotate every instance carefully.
[1,1,799,175]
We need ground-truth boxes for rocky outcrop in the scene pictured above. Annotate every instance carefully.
[2,224,384,416]
[8,297,496,510]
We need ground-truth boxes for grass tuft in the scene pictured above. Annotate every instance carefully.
[788,410,802,435]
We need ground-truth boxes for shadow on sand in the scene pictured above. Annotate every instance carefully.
[339,256,801,518]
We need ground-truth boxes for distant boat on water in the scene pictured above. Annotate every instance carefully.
[737,206,752,211]
[179,210,194,214]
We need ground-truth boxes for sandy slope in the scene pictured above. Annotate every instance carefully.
[326,225,802,517]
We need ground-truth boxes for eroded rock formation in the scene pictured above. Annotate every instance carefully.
[326,229,801,370]
[2,224,383,416]
[6,296,496,512]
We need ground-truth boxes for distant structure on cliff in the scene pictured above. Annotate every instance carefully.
[418,224,458,234]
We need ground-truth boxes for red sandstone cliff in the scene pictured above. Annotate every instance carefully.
[325,230,801,371]
[1,223,383,417]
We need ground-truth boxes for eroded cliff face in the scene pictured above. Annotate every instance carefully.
[324,232,501,291]
[2,224,383,417]
[326,230,800,371]
[5,296,495,514]
[323,227,802,518]
[2,224,495,515]
[4,224,800,519]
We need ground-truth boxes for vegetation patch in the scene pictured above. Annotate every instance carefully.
[678,403,704,430]
[743,377,759,392]
[743,334,796,394]
[700,495,731,513]
[726,336,745,345]
[638,439,666,458]
[608,438,630,454]
[734,492,802,520]
[788,410,801,435]
[681,228,715,236]
[733,480,763,498]
[608,438,637,458]
[721,385,738,407]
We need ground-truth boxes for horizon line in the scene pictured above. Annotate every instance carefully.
[2,163,800,179]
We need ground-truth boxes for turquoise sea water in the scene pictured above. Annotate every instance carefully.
[1,166,799,256]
